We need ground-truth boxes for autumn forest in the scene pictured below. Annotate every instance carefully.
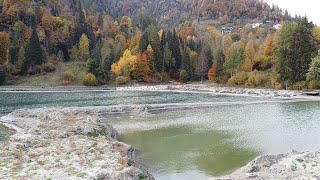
[0,0,320,89]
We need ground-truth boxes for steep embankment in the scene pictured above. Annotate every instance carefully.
[0,107,153,180]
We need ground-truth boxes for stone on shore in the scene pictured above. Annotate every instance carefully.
[211,150,320,180]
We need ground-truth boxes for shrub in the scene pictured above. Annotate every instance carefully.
[228,71,248,86]
[245,71,270,87]
[62,70,75,85]
[308,80,320,89]
[115,76,129,85]
[83,73,98,86]
[27,66,42,75]
[6,64,20,76]
[41,62,56,73]
[179,70,189,83]
[291,81,307,90]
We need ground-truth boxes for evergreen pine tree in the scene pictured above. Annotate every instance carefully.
[0,68,5,86]
[181,44,192,80]
[139,31,149,52]
[276,17,317,85]
[170,30,182,71]
[22,28,43,73]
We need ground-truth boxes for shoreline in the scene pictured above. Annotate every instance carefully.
[1,86,320,179]
[1,84,319,100]
[0,107,154,180]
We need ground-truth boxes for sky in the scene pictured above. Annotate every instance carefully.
[264,0,319,25]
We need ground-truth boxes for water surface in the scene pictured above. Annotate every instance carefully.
[1,91,320,179]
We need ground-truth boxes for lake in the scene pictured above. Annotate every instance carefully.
[1,91,320,179]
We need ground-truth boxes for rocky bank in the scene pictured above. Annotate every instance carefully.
[0,107,153,180]
[211,151,320,180]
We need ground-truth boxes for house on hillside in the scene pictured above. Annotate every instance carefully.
[250,23,262,28]
[221,27,233,35]
[221,27,242,35]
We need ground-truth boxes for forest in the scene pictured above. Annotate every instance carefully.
[0,0,320,89]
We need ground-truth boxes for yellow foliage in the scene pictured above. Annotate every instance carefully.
[79,34,90,61]
[111,49,132,77]
[83,73,98,86]
[62,70,76,85]
[0,32,10,65]
[242,41,256,72]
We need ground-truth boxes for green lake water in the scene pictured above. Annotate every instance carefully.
[1,91,320,179]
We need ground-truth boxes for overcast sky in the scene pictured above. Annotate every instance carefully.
[264,0,319,25]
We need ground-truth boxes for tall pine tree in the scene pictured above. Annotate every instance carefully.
[22,28,43,74]
[276,17,317,85]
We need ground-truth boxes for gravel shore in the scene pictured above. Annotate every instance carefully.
[0,107,154,180]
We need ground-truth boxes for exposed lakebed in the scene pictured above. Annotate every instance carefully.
[1,90,320,179]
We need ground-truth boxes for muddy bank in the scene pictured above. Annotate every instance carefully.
[0,107,153,180]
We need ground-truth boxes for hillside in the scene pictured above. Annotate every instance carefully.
[104,0,292,27]
[0,0,319,89]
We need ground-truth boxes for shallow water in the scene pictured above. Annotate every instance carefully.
[0,124,15,142]
[0,91,320,179]
[115,101,320,179]
[0,91,271,116]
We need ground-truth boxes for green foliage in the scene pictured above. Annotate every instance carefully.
[86,58,102,78]
[213,48,226,83]
[291,81,307,90]
[276,17,317,85]
[307,50,320,81]
[162,43,175,73]
[228,71,271,87]
[224,44,244,76]
[138,173,147,180]
[0,68,5,86]
[23,28,44,74]
[179,69,189,83]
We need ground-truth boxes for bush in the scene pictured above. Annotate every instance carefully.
[27,66,42,75]
[308,80,320,89]
[83,73,98,86]
[291,81,307,90]
[115,76,129,85]
[6,64,20,76]
[228,71,271,88]
[245,71,270,87]
[62,70,76,85]
[228,71,248,86]
[179,70,189,83]
[41,62,56,73]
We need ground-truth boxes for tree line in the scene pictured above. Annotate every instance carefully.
[0,0,319,90]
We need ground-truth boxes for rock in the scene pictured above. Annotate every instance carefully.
[211,151,320,180]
